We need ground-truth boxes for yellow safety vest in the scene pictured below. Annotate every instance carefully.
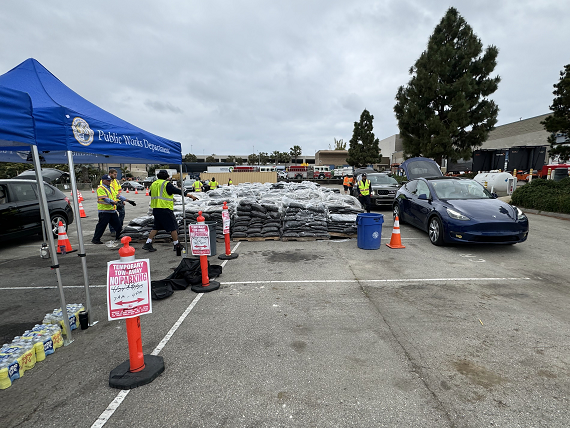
[97,185,116,211]
[358,179,370,196]
[99,178,121,199]
[210,180,219,190]
[150,179,174,210]
[193,180,202,192]
[228,180,233,185]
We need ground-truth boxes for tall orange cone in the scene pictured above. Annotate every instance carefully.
[135,188,138,194]
[386,216,405,249]
[126,188,129,193]
[78,191,84,203]
[91,188,95,193]
[145,187,149,196]
[56,221,75,254]
[79,201,87,218]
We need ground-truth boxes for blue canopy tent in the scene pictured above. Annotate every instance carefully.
[0,58,182,164]
[0,58,184,325]
[0,86,74,341]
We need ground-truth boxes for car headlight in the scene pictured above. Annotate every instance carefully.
[446,208,469,221]
[514,206,527,220]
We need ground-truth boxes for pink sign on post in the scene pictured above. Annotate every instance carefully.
[106,259,152,321]
[222,210,230,234]
[190,224,211,256]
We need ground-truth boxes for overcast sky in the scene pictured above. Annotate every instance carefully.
[1,0,568,157]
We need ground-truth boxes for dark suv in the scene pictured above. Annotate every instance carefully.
[367,173,400,207]
[0,179,74,240]
[17,168,70,185]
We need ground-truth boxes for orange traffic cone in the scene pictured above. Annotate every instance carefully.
[56,221,75,254]
[78,191,84,203]
[79,201,87,218]
[386,216,405,249]
[91,188,95,193]
[135,188,138,194]
[145,187,149,196]
[126,188,129,193]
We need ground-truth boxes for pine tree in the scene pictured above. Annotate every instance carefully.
[394,7,500,163]
[346,109,381,167]
[541,64,570,162]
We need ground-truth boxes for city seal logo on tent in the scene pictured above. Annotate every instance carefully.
[71,117,94,146]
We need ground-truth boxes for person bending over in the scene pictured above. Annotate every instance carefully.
[142,170,197,252]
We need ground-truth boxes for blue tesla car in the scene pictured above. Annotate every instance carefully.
[393,158,529,245]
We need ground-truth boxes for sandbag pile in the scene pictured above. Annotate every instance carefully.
[281,198,329,239]
[232,198,281,239]
[323,194,363,235]
[121,182,363,242]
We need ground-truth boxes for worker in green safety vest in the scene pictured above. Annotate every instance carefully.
[209,177,219,191]
[142,170,197,253]
[358,173,371,213]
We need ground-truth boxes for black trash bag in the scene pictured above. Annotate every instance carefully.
[168,257,223,286]
[151,280,174,300]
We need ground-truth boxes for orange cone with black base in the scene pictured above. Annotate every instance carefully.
[386,216,405,249]
[56,221,75,254]
[79,201,87,218]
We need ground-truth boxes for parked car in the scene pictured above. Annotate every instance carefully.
[121,181,144,191]
[17,168,70,185]
[0,179,74,240]
[142,176,157,188]
[277,170,287,179]
[367,173,400,207]
[393,157,529,245]
[183,177,197,193]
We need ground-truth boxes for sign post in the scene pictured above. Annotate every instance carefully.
[190,211,220,293]
[218,201,239,260]
[108,237,164,389]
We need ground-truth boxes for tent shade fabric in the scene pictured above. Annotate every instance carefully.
[0,86,36,148]
[0,58,181,164]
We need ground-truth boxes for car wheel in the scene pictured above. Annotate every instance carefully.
[50,213,68,237]
[319,174,325,179]
[428,216,444,246]
[393,202,403,223]
[296,174,302,179]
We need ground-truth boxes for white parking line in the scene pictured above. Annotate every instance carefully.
[0,276,531,291]
[90,241,241,428]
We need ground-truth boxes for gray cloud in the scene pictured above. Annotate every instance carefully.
[1,0,568,156]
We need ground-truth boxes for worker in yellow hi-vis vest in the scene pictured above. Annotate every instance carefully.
[358,173,371,213]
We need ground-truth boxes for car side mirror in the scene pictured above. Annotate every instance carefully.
[418,193,428,200]
[491,192,498,198]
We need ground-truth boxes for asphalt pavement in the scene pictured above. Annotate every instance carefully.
[1,185,569,427]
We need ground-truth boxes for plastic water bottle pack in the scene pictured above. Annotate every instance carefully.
[0,305,77,390]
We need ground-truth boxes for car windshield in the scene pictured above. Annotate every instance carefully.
[431,179,493,199]
[368,175,398,185]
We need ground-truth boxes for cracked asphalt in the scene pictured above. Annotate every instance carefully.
[1,185,569,427]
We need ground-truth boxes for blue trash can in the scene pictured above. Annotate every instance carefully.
[356,213,384,250]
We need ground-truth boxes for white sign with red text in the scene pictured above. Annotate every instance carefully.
[222,210,230,234]
[106,259,152,321]
[190,224,211,256]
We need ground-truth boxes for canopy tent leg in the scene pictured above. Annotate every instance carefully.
[66,151,94,325]
[31,145,73,345]
[180,163,188,255]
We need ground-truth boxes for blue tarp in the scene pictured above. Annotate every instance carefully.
[0,58,181,164]
[0,86,36,148]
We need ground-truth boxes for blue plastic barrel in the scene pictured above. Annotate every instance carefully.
[356,213,384,250]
